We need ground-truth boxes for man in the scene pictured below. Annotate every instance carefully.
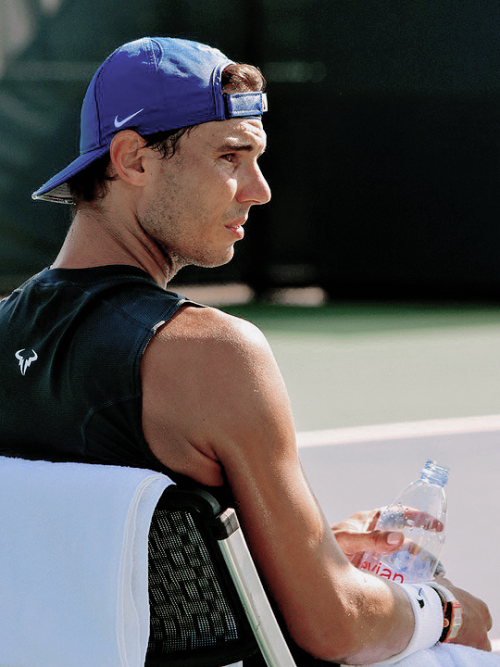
[0,37,495,665]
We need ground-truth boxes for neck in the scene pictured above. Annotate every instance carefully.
[52,204,177,288]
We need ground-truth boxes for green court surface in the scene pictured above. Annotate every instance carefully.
[222,301,500,433]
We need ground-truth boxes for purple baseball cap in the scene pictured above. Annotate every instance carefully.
[32,37,268,204]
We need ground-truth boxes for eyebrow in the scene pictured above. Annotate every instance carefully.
[217,140,266,155]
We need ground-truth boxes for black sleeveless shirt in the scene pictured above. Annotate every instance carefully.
[0,266,194,472]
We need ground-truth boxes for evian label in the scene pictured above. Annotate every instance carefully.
[359,556,405,583]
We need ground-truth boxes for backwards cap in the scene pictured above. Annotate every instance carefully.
[32,37,268,204]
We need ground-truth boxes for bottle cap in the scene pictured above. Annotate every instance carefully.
[421,460,450,487]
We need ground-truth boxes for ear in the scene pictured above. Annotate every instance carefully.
[109,131,152,187]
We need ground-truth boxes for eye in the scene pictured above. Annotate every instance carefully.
[221,153,236,163]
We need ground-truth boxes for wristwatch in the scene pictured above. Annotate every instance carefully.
[429,583,463,643]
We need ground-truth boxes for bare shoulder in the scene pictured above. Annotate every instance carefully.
[147,303,280,386]
[141,304,295,484]
[159,302,270,351]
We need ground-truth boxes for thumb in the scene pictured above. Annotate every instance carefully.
[335,530,404,558]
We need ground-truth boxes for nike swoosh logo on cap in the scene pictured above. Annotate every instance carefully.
[114,108,144,128]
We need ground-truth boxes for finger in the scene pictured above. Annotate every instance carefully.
[366,509,382,532]
[331,508,383,534]
[371,530,404,552]
[335,530,404,556]
[402,508,444,532]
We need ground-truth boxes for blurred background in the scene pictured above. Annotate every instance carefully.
[3,0,500,299]
[3,1,500,432]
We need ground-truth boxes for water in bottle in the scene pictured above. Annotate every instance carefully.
[358,460,449,584]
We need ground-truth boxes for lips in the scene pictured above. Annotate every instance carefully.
[225,224,245,239]
[225,218,246,239]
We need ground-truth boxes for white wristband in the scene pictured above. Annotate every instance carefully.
[368,583,443,665]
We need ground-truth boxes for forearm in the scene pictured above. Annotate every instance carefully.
[263,538,419,665]
[228,466,428,664]
[328,566,417,665]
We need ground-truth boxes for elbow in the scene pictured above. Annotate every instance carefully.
[304,633,361,665]
[285,607,365,664]
[290,617,391,666]
[284,575,415,665]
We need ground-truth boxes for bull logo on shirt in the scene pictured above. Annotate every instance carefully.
[15,348,38,375]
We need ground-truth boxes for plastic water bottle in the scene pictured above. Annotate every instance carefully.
[358,460,449,584]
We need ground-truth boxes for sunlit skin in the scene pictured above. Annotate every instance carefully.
[51,115,494,663]
[136,119,271,279]
[52,118,270,287]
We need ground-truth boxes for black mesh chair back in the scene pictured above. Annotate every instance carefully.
[146,485,260,667]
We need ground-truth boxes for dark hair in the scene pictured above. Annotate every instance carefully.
[68,63,266,204]
[67,127,187,204]
[221,63,266,94]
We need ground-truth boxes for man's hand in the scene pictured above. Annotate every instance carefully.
[332,508,403,566]
[436,577,493,652]
[332,507,445,569]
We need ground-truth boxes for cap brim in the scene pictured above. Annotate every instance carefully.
[31,146,110,204]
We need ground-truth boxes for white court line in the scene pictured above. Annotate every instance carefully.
[297,414,500,448]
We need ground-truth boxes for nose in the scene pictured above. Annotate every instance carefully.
[237,163,271,206]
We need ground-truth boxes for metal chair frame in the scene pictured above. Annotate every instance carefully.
[146,484,297,667]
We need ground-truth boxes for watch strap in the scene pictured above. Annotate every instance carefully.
[429,583,463,643]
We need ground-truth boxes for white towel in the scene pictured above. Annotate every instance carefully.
[386,643,500,666]
[0,456,173,667]
[361,642,500,667]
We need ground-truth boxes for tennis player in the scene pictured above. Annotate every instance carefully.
[0,37,495,665]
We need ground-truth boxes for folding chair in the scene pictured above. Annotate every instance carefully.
[146,483,299,667]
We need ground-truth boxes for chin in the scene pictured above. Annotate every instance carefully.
[192,247,235,269]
